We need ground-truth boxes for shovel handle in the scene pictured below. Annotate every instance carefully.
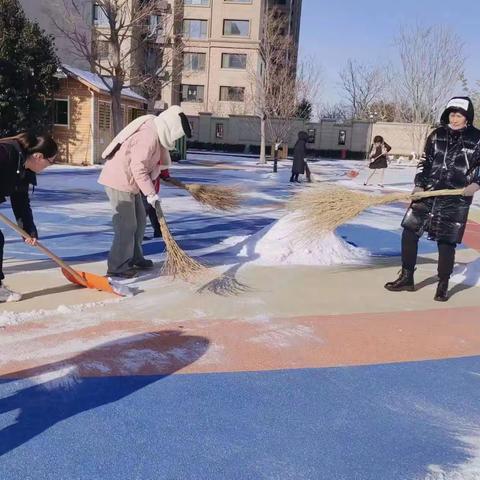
[0,212,85,284]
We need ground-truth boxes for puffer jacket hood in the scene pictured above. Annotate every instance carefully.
[440,96,474,125]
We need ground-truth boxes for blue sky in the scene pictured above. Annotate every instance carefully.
[299,0,480,105]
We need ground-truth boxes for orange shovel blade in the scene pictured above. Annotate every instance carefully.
[61,268,120,296]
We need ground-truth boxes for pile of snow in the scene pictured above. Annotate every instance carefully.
[451,258,480,287]
[238,212,369,266]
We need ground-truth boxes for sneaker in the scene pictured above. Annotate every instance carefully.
[132,259,154,270]
[0,284,22,302]
[106,268,138,279]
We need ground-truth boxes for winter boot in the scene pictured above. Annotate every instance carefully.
[289,174,295,182]
[106,268,138,279]
[384,268,415,292]
[132,259,154,270]
[434,278,449,302]
[0,284,22,303]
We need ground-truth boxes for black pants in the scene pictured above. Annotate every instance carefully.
[141,194,161,235]
[290,173,299,182]
[401,228,456,279]
[0,229,4,282]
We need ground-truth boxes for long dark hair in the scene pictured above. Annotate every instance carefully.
[0,132,58,158]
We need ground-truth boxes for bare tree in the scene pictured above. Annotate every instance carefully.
[393,24,465,153]
[338,59,388,120]
[248,8,321,163]
[52,0,183,134]
[460,73,480,128]
[317,102,349,122]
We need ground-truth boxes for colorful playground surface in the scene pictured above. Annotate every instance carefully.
[1,155,480,479]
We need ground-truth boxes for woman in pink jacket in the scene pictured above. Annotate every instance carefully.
[98,106,191,278]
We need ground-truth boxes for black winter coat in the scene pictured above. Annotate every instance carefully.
[292,132,308,174]
[0,141,38,237]
[402,125,480,243]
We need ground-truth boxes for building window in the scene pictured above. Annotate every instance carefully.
[307,128,316,144]
[221,53,246,69]
[223,20,249,37]
[96,40,110,60]
[183,52,206,71]
[338,130,346,145]
[219,86,245,102]
[215,123,224,139]
[185,0,209,4]
[183,19,208,39]
[128,107,146,123]
[93,3,109,26]
[181,84,204,103]
[53,99,69,126]
[148,14,162,36]
[99,102,111,129]
[224,0,251,3]
[144,46,158,74]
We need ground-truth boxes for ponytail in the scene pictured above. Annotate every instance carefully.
[0,132,58,158]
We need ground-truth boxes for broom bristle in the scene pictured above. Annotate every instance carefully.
[158,217,206,280]
[185,184,242,211]
[289,186,409,232]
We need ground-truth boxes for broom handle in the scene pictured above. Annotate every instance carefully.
[0,212,85,283]
[154,201,166,222]
[411,188,465,199]
[161,177,189,190]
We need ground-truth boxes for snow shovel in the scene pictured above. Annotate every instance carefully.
[0,212,125,296]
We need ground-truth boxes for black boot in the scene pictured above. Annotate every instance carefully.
[290,174,294,182]
[434,278,449,302]
[384,268,415,292]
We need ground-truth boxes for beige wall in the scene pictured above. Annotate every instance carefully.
[188,115,430,156]
[372,122,434,156]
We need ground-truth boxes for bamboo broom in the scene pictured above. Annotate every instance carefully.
[154,202,206,280]
[289,186,466,233]
[162,177,242,211]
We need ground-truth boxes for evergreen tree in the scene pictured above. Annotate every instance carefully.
[296,99,313,120]
[0,0,59,136]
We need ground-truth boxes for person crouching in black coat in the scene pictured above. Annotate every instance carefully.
[0,132,58,302]
[385,96,480,302]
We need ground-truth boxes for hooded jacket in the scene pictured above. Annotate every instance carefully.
[402,97,480,243]
[98,106,189,196]
[0,140,38,237]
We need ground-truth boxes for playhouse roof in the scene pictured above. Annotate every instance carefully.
[62,65,147,103]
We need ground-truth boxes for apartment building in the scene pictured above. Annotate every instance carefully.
[19,0,302,118]
[162,0,302,117]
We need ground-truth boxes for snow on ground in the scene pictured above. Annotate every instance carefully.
[1,152,480,307]
[238,212,369,266]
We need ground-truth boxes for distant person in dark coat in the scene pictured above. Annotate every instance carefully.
[290,131,311,183]
[364,135,391,187]
[385,97,480,302]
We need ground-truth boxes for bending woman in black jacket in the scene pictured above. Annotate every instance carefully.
[385,97,480,302]
[0,132,58,302]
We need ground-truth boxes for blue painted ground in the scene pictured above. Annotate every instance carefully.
[1,355,480,479]
[1,164,446,270]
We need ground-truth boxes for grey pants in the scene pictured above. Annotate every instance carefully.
[105,187,147,274]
